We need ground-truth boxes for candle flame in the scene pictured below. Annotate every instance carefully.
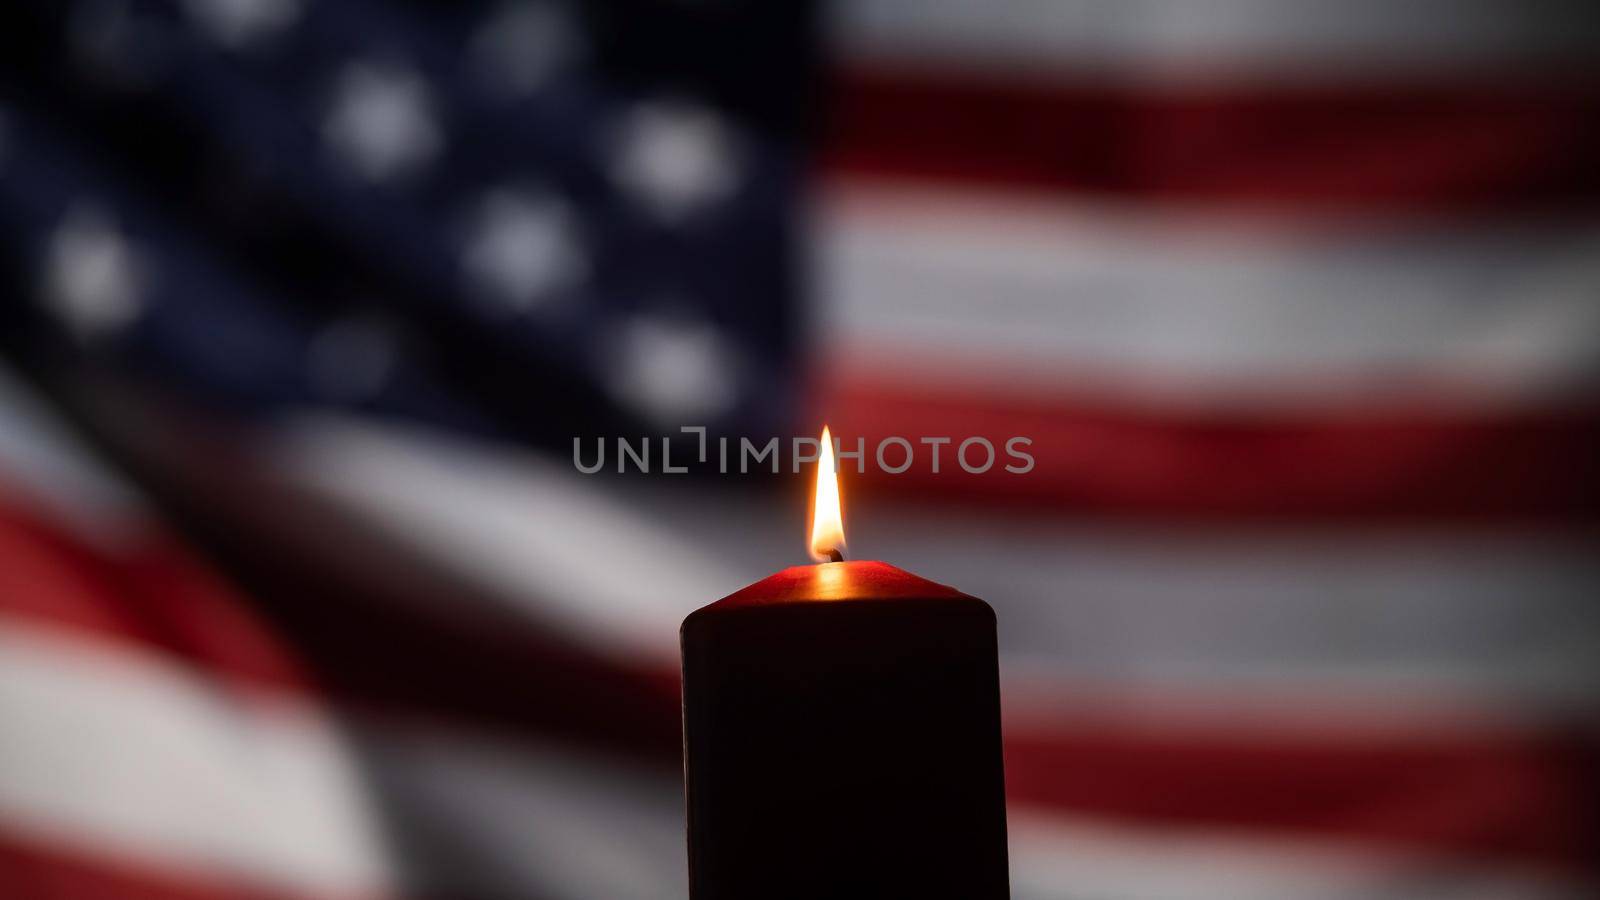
[808,425,846,563]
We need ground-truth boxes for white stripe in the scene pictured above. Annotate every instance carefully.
[838,0,1600,82]
[0,617,394,895]
[820,185,1600,411]
[275,416,748,663]
[857,515,1600,709]
[1009,807,1595,900]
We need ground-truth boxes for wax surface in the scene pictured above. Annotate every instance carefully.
[705,559,973,608]
[681,560,1010,899]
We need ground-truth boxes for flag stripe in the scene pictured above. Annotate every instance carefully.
[1002,728,1598,867]
[825,67,1600,213]
[0,828,381,900]
[0,504,318,692]
[838,0,1600,81]
[820,371,1600,519]
[1007,807,1596,900]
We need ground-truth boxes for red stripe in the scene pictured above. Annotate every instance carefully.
[0,496,315,694]
[818,372,1600,521]
[0,827,383,900]
[1005,726,1600,869]
[825,65,1600,215]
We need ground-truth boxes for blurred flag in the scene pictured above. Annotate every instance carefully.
[1,1,1598,899]
[816,2,1600,896]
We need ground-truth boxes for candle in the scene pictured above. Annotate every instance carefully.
[680,428,1009,899]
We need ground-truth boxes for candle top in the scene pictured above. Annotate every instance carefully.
[707,560,975,611]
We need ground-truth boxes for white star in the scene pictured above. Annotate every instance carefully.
[462,188,588,311]
[469,2,585,98]
[323,62,442,183]
[43,204,145,341]
[306,315,400,402]
[183,0,301,49]
[610,100,741,221]
[605,313,739,423]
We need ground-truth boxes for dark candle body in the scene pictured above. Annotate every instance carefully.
[680,561,1009,899]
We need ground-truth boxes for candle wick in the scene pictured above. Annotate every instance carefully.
[825,547,845,563]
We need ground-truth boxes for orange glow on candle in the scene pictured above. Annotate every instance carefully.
[808,425,846,563]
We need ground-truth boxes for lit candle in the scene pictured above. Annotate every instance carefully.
[680,427,1009,899]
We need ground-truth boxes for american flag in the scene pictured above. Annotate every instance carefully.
[1,1,1597,898]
